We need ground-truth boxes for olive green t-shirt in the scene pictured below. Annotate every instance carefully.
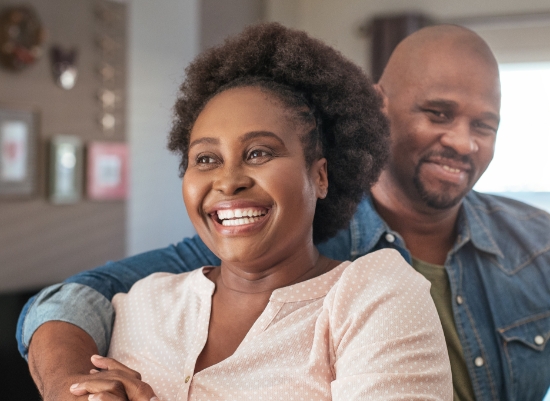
[412,258,476,401]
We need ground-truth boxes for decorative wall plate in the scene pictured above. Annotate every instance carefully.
[0,6,46,71]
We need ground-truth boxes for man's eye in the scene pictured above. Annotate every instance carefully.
[427,110,447,119]
[473,121,498,134]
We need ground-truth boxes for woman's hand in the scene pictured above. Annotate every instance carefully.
[69,355,159,401]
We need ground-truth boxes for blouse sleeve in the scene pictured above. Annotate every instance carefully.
[328,249,452,401]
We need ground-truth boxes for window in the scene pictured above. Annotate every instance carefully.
[474,62,550,212]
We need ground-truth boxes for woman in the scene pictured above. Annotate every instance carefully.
[70,23,452,400]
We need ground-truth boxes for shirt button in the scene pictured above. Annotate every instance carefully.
[474,357,484,367]
[456,295,464,305]
[535,335,545,345]
[385,233,395,243]
[185,376,191,383]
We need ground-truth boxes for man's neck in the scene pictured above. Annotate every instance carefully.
[371,176,462,265]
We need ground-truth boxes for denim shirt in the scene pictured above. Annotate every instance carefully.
[17,191,550,401]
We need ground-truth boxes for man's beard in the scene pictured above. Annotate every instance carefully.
[412,149,474,210]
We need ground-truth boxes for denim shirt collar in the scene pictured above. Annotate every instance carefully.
[355,193,504,260]
[351,195,388,258]
[455,193,504,258]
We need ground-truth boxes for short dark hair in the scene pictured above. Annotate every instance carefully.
[169,23,389,243]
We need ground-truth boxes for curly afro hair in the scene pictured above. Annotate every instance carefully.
[169,23,389,243]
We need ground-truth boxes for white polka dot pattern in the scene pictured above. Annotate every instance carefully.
[109,249,452,400]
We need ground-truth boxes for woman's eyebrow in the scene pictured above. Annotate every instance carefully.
[240,131,285,146]
[189,137,219,149]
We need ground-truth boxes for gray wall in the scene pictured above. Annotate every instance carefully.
[126,0,199,256]
[200,0,264,50]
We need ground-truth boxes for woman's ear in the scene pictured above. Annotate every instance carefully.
[311,158,328,199]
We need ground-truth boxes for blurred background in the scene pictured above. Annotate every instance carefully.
[0,0,549,399]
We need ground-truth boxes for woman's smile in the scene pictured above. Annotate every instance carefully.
[208,203,272,234]
[214,207,269,226]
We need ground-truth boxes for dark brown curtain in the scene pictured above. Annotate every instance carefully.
[368,13,434,82]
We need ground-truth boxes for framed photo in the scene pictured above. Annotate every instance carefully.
[86,142,128,200]
[49,135,83,204]
[0,107,37,197]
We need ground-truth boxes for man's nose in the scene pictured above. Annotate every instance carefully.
[212,164,254,195]
[440,121,479,155]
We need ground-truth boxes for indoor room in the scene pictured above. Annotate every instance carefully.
[1,0,549,399]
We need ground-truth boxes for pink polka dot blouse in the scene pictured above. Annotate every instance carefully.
[109,249,452,400]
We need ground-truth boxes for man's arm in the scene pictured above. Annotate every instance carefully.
[17,235,219,359]
[28,322,98,400]
[18,235,219,400]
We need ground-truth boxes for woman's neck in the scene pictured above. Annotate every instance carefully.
[212,247,337,296]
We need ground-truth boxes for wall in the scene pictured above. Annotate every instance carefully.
[0,0,127,292]
[126,0,199,256]
[201,0,264,50]
[265,0,550,74]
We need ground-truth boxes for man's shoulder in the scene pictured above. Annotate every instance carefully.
[463,191,550,269]
[465,191,550,226]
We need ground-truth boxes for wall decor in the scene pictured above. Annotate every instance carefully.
[87,141,128,200]
[50,45,79,90]
[94,0,125,137]
[0,5,46,71]
[0,107,36,197]
[49,135,83,204]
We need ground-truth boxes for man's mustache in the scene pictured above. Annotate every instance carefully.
[420,148,474,172]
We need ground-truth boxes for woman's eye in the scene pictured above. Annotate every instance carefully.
[196,155,216,164]
[249,149,268,159]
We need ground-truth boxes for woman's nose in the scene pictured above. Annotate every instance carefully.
[212,165,254,195]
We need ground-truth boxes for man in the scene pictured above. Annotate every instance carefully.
[19,25,550,401]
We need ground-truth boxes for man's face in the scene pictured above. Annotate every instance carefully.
[383,54,501,209]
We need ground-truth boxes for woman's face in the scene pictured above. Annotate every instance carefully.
[183,86,327,271]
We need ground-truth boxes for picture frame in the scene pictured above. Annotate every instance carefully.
[0,107,37,197]
[49,135,83,204]
[86,141,128,200]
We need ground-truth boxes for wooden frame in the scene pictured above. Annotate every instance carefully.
[0,107,37,197]
[86,141,128,200]
[49,135,83,204]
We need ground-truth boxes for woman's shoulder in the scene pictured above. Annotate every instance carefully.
[328,249,431,315]
[114,268,210,304]
[342,248,428,290]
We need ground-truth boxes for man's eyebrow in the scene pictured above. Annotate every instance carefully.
[479,112,500,124]
[188,137,219,149]
[240,131,285,146]
[422,99,458,109]
[422,99,500,122]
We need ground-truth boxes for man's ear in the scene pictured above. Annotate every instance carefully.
[373,83,389,116]
[311,158,328,199]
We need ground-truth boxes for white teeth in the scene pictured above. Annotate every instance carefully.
[216,208,267,223]
[221,216,263,226]
[442,165,461,173]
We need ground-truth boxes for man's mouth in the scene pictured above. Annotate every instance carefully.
[215,208,268,226]
[441,164,463,174]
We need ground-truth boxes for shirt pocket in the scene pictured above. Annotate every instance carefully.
[498,312,550,401]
